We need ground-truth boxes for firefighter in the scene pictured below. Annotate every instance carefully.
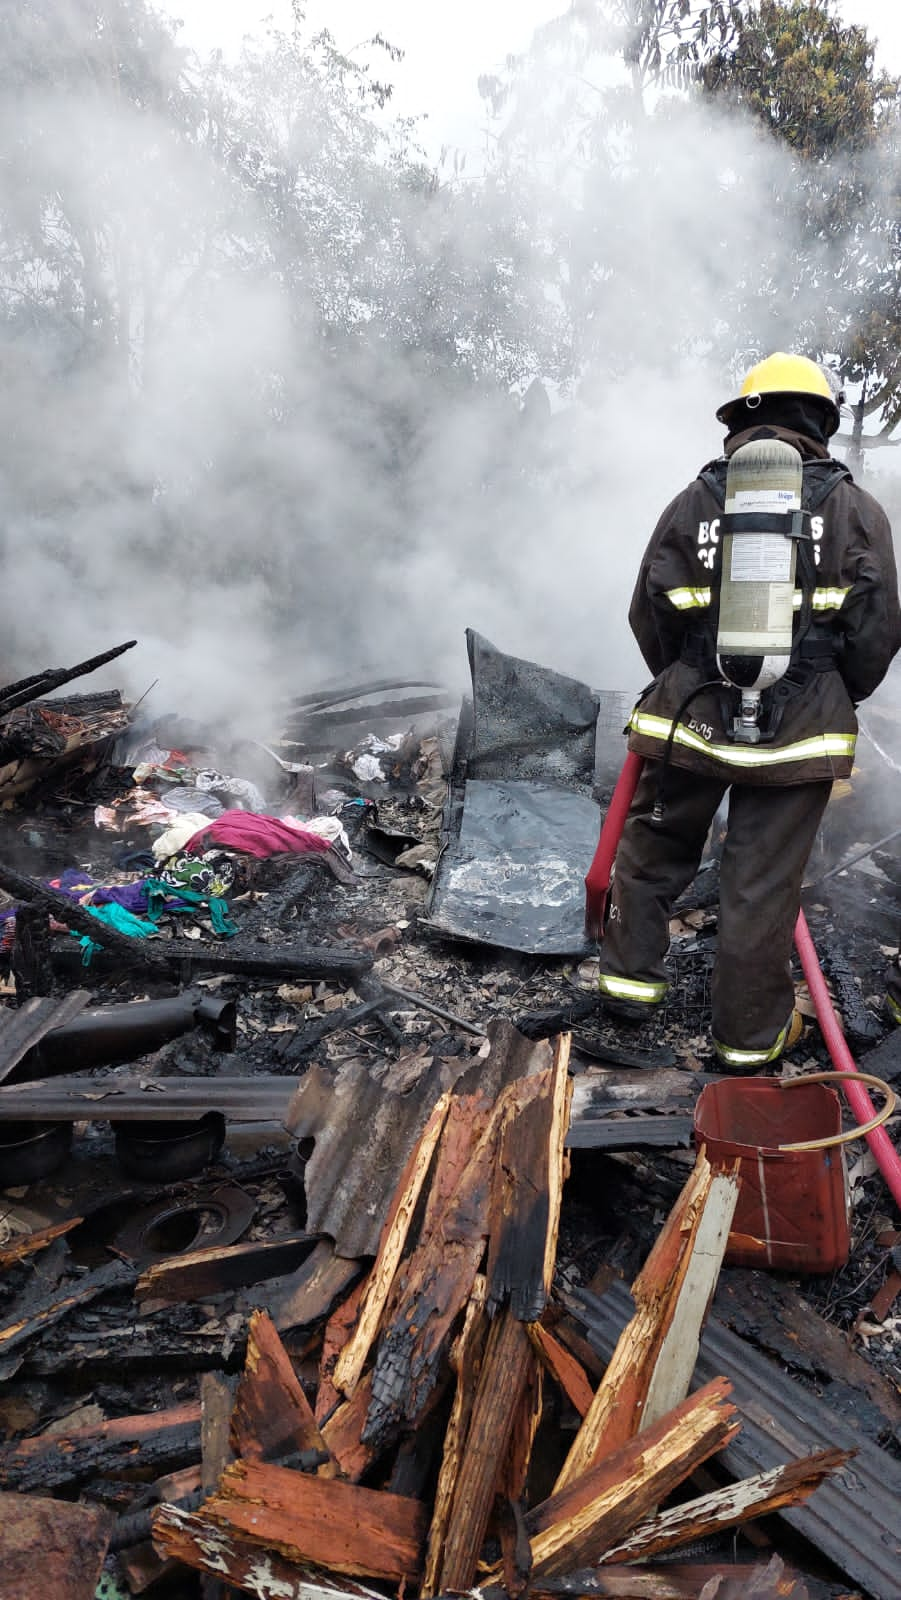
[598,353,901,1070]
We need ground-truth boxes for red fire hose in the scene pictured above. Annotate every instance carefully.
[794,909,901,1209]
[584,750,644,940]
[585,754,901,1209]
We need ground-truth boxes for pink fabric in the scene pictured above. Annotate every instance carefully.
[184,812,333,860]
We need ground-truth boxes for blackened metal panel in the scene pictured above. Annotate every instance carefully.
[426,778,598,955]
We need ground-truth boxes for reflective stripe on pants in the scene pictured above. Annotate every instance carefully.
[598,762,832,1056]
[597,972,668,1005]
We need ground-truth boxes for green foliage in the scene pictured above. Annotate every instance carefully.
[698,1,901,454]
[700,0,897,156]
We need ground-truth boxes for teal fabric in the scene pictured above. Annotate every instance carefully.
[75,901,160,966]
[143,878,238,937]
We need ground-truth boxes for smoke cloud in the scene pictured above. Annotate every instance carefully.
[0,2,898,732]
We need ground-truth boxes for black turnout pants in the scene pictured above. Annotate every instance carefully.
[597,761,832,1063]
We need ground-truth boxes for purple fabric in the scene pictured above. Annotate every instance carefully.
[185,812,333,860]
[90,882,152,913]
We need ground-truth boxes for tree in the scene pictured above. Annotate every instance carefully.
[698,1,901,464]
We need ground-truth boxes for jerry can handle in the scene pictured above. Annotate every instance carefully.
[776,1071,896,1152]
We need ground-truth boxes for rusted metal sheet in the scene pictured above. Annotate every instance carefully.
[0,1490,114,1599]
[566,1279,901,1600]
[0,991,92,1085]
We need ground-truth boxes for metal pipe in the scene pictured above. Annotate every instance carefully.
[28,993,236,1074]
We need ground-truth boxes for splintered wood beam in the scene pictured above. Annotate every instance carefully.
[528,1322,595,1418]
[0,1215,81,1268]
[601,1446,852,1564]
[321,1372,378,1482]
[499,1343,543,1502]
[317,1278,369,1425]
[153,1503,385,1600]
[202,1457,427,1582]
[421,1275,489,1598]
[232,1309,336,1475]
[483,1379,739,1582]
[364,1090,499,1452]
[486,1034,573,1322]
[332,1091,451,1400]
[435,1306,535,1593]
[640,1160,740,1433]
[555,1152,731,1490]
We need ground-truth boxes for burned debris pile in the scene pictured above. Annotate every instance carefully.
[0,641,900,1600]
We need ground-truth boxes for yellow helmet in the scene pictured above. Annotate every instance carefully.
[717,352,841,434]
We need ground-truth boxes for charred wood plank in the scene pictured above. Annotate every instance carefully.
[137,1234,322,1313]
[509,1379,739,1580]
[0,1490,114,1600]
[0,1402,202,1493]
[321,1370,378,1481]
[49,937,374,982]
[422,1275,489,1597]
[231,1309,335,1474]
[566,1116,693,1151]
[602,1446,851,1564]
[714,1270,901,1441]
[11,902,53,1001]
[0,1215,81,1269]
[528,1322,595,1418]
[280,994,392,1061]
[363,1090,499,1451]
[556,1153,737,1489]
[0,639,137,714]
[316,1276,369,1425]
[0,1256,136,1359]
[435,1308,536,1592]
[203,1458,427,1582]
[332,1092,451,1400]
[486,1035,572,1320]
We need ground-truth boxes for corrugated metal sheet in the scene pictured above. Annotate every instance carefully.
[566,1279,901,1600]
[286,1020,554,1258]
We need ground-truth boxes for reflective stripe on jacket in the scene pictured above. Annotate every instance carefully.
[626,426,901,786]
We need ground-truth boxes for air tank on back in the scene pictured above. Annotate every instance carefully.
[716,437,803,742]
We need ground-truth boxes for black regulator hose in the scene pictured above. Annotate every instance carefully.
[651,678,724,824]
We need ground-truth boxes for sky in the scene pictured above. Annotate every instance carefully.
[162,0,901,161]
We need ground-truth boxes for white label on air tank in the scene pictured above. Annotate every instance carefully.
[732,488,800,510]
[730,535,792,583]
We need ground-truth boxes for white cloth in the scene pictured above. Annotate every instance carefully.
[151,813,216,862]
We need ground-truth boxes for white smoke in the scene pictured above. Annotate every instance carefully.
[0,1,898,734]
